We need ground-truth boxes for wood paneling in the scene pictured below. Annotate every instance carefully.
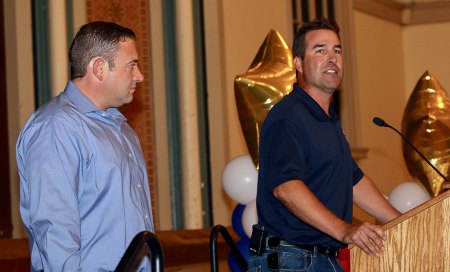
[351,190,450,271]
[0,228,238,271]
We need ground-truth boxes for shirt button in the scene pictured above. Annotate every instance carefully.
[128,153,132,158]
[137,183,141,188]
[101,112,107,117]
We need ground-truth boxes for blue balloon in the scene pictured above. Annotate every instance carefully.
[227,253,242,272]
[227,237,250,272]
[237,237,250,260]
[231,204,246,238]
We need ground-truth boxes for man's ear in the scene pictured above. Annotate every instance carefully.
[92,57,106,81]
[293,57,303,74]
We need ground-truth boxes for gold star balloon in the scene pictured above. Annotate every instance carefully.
[234,30,296,168]
[402,71,450,196]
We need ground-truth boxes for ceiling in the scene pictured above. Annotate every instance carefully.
[393,0,450,3]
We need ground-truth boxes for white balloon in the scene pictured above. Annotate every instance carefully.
[242,199,258,238]
[222,155,258,204]
[388,181,431,213]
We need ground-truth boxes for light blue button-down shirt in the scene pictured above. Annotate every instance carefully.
[17,81,154,271]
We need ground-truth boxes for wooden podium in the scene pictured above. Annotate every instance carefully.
[350,189,450,271]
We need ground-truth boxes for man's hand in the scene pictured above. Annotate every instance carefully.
[342,222,386,257]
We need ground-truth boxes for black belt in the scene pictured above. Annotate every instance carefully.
[267,237,339,258]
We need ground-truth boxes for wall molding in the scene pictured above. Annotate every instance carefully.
[353,0,403,24]
[403,1,450,25]
[354,0,450,25]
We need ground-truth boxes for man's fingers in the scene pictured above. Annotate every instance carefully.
[366,226,386,252]
[352,232,381,257]
[368,223,386,240]
[360,238,380,257]
[344,222,387,257]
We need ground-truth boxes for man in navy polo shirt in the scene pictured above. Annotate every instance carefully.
[247,19,401,271]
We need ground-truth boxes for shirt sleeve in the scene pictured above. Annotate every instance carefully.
[260,119,307,197]
[18,118,84,271]
[352,159,365,186]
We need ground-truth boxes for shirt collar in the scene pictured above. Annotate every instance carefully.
[292,83,339,122]
[64,80,126,126]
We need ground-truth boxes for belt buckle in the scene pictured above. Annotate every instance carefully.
[267,236,280,248]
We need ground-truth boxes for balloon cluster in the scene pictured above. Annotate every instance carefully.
[222,155,258,271]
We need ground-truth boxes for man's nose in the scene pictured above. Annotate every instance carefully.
[327,54,337,64]
[134,67,144,82]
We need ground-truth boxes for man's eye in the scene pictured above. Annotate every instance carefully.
[316,49,324,53]
[334,49,342,54]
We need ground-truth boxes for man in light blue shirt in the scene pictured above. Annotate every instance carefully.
[16,21,154,271]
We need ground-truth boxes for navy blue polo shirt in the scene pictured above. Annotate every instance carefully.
[256,83,364,248]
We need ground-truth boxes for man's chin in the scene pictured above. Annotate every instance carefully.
[127,96,134,104]
[325,81,341,92]
[120,96,134,107]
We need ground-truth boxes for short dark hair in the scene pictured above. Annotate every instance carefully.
[292,19,340,60]
[69,21,136,79]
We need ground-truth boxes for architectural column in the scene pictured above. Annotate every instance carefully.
[336,0,367,160]
[175,0,203,229]
[4,0,34,238]
[48,0,68,96]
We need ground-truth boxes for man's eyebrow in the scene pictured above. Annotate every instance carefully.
[127,59,139,65]
[312,44,342,49]
[312,43,326,49]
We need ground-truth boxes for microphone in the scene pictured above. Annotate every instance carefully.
[372,117,450,188]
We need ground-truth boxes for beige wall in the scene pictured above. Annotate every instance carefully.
[353,11,411,222]
[352,11,450,222]
[403,22,450,95]
[220,0,293,158]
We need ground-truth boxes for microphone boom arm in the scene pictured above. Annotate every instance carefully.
[373,117,450,191]
[387,123,448,182]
